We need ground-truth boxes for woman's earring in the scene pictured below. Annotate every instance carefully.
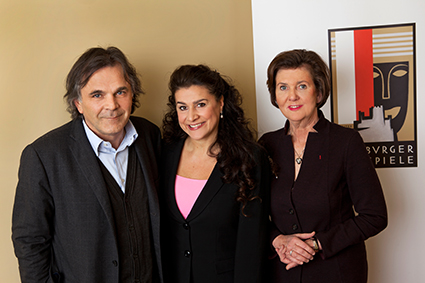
[220,112,223,119]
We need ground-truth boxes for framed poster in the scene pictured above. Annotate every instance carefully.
[328,23,417,167]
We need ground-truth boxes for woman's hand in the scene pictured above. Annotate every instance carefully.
[272,234,290,264]
[272,232,317,270]
[305,237,322,253]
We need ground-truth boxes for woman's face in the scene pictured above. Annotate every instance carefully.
[275,66,322,127]
[175,85,223,144]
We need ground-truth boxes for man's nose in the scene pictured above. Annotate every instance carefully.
[104,94,119,110]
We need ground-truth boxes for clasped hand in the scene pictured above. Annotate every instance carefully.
[272,232,318,270]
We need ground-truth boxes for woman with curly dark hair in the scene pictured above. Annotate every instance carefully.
[160,64,270,283]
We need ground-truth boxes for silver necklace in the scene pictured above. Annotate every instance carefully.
[294,148,305,165]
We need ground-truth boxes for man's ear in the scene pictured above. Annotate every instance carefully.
[74,99,83,114]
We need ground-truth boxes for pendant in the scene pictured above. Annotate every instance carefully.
[296,157,302,164]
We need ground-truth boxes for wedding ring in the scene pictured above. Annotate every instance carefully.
[290,250,293,256]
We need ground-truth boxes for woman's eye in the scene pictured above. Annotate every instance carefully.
[178,106,187,111]
[197,102,206,108]
[279,85,287,91]
[299,84,307,90]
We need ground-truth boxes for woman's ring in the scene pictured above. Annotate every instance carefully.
[290,250,293,256]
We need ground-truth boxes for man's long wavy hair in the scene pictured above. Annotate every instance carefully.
[162,64,260,214]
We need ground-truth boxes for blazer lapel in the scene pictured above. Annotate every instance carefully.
[133,131,160,214]
[68,118,115,229]
[185,164,224,221]
[295,113,328,190]
[163,138,226,222]
[163,140,186,221]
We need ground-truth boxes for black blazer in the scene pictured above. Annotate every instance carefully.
[259,111,387,283]
[160,139,270,283]
[12,116,163,283]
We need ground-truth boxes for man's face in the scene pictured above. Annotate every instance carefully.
[74,65,133,148]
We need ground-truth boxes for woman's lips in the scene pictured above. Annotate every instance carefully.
[288,105,302,111]
[188,122,204,130]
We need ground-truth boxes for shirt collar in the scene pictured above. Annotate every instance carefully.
[283,109,326,135]
[82,119,138,156]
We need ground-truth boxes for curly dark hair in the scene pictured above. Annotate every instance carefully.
[163,64,260,213]
[266,49,330,109]
[64,46,143,119]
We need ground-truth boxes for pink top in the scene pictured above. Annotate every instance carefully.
[175,175,207,219]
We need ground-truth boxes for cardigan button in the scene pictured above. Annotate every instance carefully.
[292,224,298,230]
[112,260,118,267]
[183,223,189,230]
[184,250,191,257]
[289,209,294,215]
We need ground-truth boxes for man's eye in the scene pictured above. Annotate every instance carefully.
[93,94,102,98]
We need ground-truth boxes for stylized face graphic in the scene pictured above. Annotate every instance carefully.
[373,61,409,137]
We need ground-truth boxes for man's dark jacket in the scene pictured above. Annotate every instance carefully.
[12,116,163,283]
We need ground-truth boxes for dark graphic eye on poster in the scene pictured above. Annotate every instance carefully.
[328,23,417,168]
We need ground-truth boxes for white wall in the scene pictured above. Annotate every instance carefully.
[252,0,425,282]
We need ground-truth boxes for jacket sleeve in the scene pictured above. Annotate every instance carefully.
[316,131,388,259]
[234,149,271,283]
[12,145,55,283]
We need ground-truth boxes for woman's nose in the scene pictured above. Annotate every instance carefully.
[288,89,299,101]
[187,107,199,121]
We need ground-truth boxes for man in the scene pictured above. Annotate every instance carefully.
[12,46,163,283]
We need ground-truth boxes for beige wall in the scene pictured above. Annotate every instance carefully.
[0,0,256,281]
